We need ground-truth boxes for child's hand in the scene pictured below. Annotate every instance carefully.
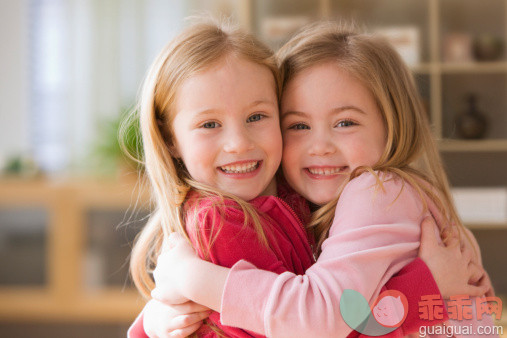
[143,299,210,338]
[152,233,199,305]
[418,217,489,299]
[475,267,495,298]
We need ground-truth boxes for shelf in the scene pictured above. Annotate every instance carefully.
[409,62,507,73]
[439,139,507,152]
[411,63,433,74]
[465,222,507,229]
[0,288,143,322]
[440,62,507,73]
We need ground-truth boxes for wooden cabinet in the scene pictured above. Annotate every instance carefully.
[0,177,148,323]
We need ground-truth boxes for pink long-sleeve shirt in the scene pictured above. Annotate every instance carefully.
[220,172,496,338]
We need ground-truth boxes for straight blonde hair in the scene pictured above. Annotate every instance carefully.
[127,18,281,299]
[277,22,470,254]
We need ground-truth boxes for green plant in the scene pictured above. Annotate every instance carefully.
[92,106,144,175]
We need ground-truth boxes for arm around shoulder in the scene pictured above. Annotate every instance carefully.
[221,172,426,338]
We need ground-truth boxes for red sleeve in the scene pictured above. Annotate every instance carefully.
[385,257,449,335]
[348,258,449,338]
[127,310,149,338]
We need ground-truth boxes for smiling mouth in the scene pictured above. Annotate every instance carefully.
[306,166,348,176]
[219,161,260,174]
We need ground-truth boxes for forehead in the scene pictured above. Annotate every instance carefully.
[176,55,277,108]
[185,55,274,89]
[281,62,375,113]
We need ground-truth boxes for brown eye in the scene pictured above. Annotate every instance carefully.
[289,123,310,130]
[202,121,219,128]
[336,119,357,127]
[247,113,265,123]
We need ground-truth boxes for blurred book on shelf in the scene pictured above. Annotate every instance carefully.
[452,187,507,224]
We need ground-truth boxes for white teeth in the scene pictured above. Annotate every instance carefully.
[220,161,259,174]
[308,167,345,175]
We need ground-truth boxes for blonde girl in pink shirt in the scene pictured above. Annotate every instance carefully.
[150,23,496,337]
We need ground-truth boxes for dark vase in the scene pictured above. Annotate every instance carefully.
[455,94,488,139]
[473,35,503,61]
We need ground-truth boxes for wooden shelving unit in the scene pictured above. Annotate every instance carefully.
[230,0,507,152]
[0,176,149,323]
[439,139,507,152]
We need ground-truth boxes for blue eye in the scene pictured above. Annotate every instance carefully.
[336,119,357,127]
[202,121,220,129]
[247,113,264,123]
[289,123,310,130]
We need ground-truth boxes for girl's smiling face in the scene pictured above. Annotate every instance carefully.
[171,54,282,201]
[280,62,387,205]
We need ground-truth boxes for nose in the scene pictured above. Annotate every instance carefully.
[223,124,255,154]
[308,129,336,156]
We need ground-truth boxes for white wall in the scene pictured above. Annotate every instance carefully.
[0,0,189,173]
[0,0,30,166]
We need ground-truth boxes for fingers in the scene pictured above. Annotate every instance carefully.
[461,246,473,264]
[478,272,496,298]
[420,217,439,255]
[171,311,210,330]
[464,283,490,298]
[441,225,461,248]
[485,287,496,298]
[440,227,452,245]
[143,299,209,338]
[169,321,203,338]
[170,301,210,314]
[467,262,485,285]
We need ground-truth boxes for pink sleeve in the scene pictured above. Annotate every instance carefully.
[127,310,149,338]
[221,173,428,337]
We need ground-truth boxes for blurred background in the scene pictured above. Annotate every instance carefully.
[1,0,506,337]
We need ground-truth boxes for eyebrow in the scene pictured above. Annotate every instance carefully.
[281,110,308,121]
[331,105,367,115]
[282,105,366,120]
[190,99,277,120]
[248,99,277,109]
[190,109,218,120]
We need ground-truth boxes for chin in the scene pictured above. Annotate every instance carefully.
[307,193,336,206]
[236,191,261,202]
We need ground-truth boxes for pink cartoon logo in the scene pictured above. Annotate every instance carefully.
[341,289,409,336]
[372,290,409,328]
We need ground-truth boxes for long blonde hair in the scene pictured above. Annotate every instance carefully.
[277,22,468,254]
[128,18,281,298]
